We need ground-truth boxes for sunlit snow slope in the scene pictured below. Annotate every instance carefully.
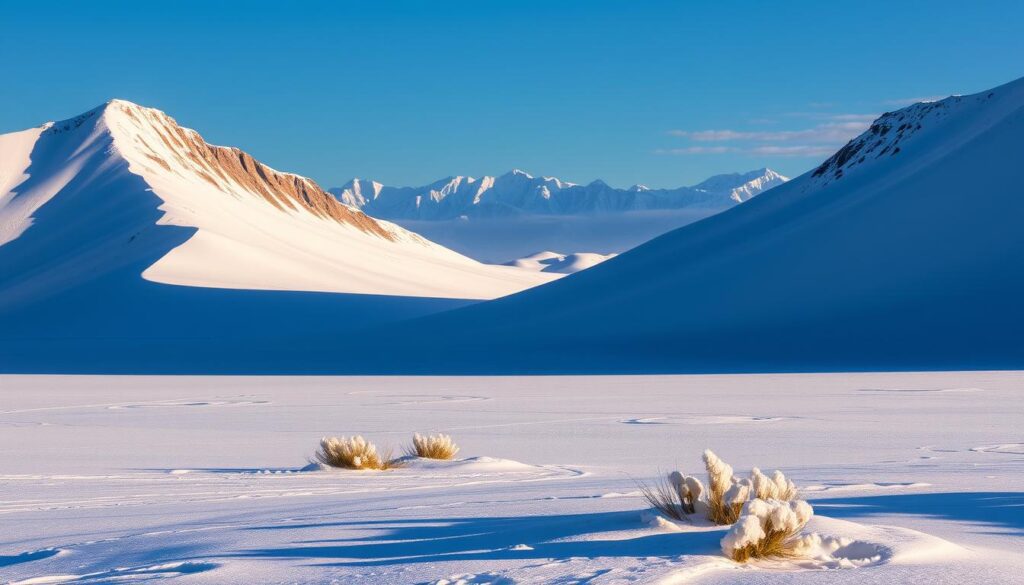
[0,100,556,303]
[371,76,1024,373]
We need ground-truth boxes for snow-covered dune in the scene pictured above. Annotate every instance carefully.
[370,76,1024,373]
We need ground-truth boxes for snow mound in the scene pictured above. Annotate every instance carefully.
[789,533,887,569]
[503,250,617,273]
[306,456,541,474]
[401,456,541,473]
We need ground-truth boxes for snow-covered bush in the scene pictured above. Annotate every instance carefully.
[751,467,798,501]
[640,471,705,520]
[643,450,803,526]
[408,433,460,460]
[721,498,814,562]
[315,435,399,470]
[703,450,800,525]
[704,450,746,525]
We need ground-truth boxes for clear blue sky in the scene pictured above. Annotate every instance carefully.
[2,0,1022,189]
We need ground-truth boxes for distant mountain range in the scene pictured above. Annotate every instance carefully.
[330,168,788,220]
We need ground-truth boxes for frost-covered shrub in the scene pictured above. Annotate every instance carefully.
[750,467,798,501]
[640,471,705,520]
[644,450,804,526]
[721,498,814,562]
[703,451,801,525]
[316,436,398,470]
[408,433,460,460]
[704,450,747,525]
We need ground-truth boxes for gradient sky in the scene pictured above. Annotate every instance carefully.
[2,0,1022,189]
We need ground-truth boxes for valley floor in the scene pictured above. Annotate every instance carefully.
[1,373,1022,584]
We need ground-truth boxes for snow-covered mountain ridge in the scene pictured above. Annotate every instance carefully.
[355,75,1024,373]
[0,100,558,303]
[331,168,788,220]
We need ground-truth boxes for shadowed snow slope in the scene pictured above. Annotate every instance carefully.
[0,101,556,372]
[351,76,1024,373]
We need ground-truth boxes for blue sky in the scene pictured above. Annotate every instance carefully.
[2,0,1022,188]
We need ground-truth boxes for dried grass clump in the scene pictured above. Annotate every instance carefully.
[315,436,400,470]
[407,433,460,460]
[639,471,705,521]
[721,498,814,562]
[703,451,800,525]
[640,450,804,527]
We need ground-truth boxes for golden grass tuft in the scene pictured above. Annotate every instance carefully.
[639,477,692,521]
[407,433,460,460]
[703,450,746,525]
[315,435,401,470]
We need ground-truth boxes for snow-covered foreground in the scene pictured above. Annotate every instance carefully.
[2,372,1022,584]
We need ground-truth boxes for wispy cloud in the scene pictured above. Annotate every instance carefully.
[748,145,839,157]
[654,146,735,155]
[668,121,871,144]
[664,113,876,158]
[656,145,837,157]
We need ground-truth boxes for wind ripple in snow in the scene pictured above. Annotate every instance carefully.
[857,387,984,394]
[9,561,220,584]
[620,415,784,425]
[108,399,270,409]
[970,443,1024,455]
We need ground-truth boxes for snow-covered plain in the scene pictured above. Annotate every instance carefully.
[2,372,1021,584]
